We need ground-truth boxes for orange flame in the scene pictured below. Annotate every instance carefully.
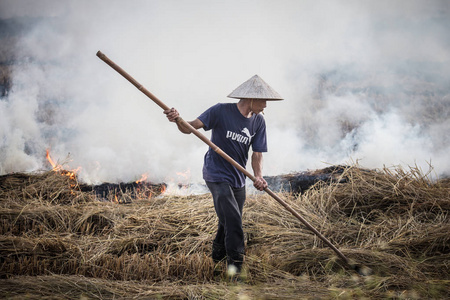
[160,184,167,194]
[135,173,148,184]
[46,149,60,171]
[45,149,81,180]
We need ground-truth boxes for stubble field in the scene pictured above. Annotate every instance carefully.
[0,165,449,299]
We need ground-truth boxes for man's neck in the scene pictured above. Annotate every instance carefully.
[237,100,252,118]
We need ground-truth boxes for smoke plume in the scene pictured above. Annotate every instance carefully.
[0,0,449,184]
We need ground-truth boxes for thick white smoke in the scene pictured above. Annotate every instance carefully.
[0,0,449,184]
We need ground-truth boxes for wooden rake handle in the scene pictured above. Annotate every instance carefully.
[96,50,353,268]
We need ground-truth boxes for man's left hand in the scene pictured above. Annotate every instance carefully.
[254,176,268,191]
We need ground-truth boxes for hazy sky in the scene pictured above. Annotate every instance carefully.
[1,0,449,184]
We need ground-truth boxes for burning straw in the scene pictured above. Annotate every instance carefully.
[0,164,449,299]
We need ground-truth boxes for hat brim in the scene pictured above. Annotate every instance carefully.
[227,75,284,101]
[227,95,284,101]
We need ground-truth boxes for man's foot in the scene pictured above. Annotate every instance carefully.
[227,264,245,283]
[212,241,226,263]
[226,252,243,274]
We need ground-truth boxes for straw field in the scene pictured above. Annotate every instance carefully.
[0,164,449,299]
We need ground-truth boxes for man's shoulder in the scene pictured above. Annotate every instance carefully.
[207,102,236,114]
[198,103,235,128]
[215,102,234,109]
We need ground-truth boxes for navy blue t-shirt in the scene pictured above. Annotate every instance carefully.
[198,103,267,188]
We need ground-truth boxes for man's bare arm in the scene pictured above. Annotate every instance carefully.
[252,152,268,191]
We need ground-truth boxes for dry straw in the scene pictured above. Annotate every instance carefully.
[0,164,449,299]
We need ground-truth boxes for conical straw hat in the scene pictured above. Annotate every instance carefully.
[227,75,283,100]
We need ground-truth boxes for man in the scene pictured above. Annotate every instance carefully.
[164,75,283,277]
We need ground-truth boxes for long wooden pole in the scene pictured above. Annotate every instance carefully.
[96,50,359,271]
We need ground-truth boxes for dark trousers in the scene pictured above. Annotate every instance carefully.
[206,181,246,269]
